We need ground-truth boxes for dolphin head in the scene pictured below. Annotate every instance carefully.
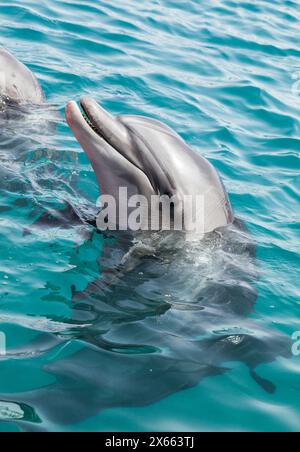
[0,48,44,110]
[66,97,233,233]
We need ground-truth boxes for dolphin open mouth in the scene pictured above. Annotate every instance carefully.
[78,98,115,147]
[67,97,159,192]
[77,97,146,174]
[66,97,129,152]
[66,97,181,204]
[66,98,159,200]
[80,100,104,139]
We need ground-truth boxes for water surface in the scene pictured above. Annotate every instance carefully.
[0,0,300,432]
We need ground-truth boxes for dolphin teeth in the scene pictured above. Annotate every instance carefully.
[81,108,102,137]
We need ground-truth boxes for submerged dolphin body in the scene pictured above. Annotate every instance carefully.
[0,99,290,430]
[0,224,290,430]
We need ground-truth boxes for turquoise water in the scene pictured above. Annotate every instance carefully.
[0,0,300,432]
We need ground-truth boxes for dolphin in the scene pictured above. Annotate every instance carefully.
[0,49,94,234]
[66,97,234,233]
[0,47,44,108]
[0,98,290,431]
[0,48,46,217]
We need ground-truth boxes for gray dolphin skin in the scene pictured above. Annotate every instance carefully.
[0,47,44,107]
[66,97,234,233]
